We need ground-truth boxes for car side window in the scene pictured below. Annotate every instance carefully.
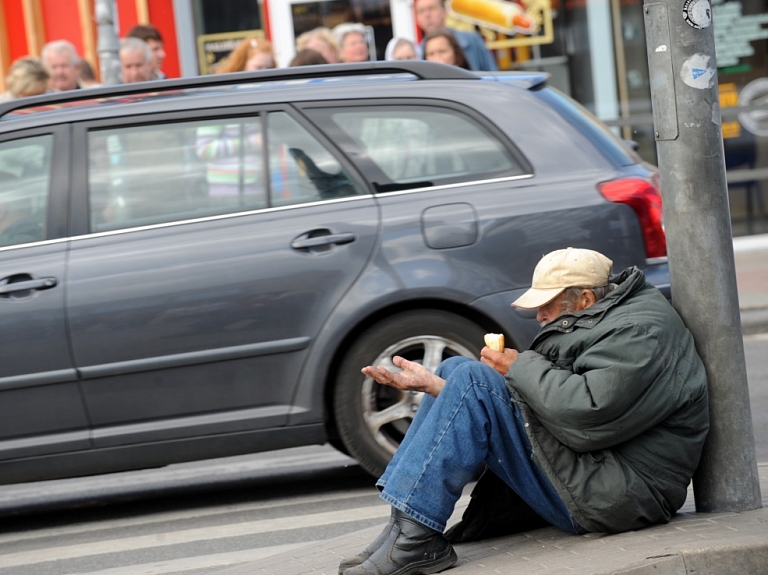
[0,134,52,247]
[88,118,266,232]
[311,106,523,191]
[266,111,363,205]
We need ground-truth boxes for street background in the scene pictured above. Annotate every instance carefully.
[0,234,766,575]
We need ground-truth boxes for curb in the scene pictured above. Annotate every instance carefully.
[742,309,768,336]
[733,232,768,254]
[607,540,768,575]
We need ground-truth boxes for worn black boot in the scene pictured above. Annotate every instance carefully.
[344,509,457,575]
[338,508,397,574]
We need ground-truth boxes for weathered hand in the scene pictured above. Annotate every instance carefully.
[361,355,446,397]
[480,346,518,376]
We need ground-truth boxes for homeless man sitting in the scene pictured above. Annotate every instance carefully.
[340,247,709,575]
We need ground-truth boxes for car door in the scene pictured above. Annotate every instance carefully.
[66,107,378,449]
[0,126,90,468]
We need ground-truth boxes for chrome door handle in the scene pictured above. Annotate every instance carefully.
[291,232,356,250]
[0,277,58,295]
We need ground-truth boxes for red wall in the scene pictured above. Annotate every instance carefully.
[2,0,180,79]
[4,0,29,62]
[148,0,179,78]
[41,0,85,55]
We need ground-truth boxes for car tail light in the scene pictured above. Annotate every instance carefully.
[598,177,667,258]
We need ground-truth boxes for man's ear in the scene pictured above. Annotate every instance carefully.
[580,289,597,310]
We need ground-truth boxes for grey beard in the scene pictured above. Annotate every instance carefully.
[539,301,579,328]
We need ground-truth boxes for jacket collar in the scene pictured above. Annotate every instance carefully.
[530,266,646,342]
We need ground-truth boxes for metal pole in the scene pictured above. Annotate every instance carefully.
[642,0,761,512]
[95,0,121,85]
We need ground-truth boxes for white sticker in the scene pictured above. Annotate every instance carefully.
[681,54,715,89]
[683,0,712,29]
[655,45,669,52]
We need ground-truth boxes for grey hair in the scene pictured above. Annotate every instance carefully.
[41,40,80,65]
[561,284,616,309]
[332,22,368,46]
[120,37,152,62]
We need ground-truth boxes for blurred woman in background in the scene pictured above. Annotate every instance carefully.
[290,49,328,67]
[423,28,470,70]
[296,27,339,64]
[216,36,276,73]
[333,23,370,63]
[385,37,420,61]
[1,57,50,100]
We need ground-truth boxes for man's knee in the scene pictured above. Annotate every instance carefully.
[457,361,506,386]
[440,358,507,393]
[436,356,473,379]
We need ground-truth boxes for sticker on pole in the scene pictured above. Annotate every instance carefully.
[683,0,712,29]
[681,54,715,89]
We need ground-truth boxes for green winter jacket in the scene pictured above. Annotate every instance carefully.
[506,267,709,533]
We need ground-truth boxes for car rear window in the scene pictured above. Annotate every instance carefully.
[532,87,642,168]
[305,105,526,192]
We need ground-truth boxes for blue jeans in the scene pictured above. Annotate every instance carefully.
[377,357,583,534]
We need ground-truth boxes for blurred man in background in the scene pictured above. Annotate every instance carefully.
[119,38,153,83]
[126,24,167,79]
[41,40,82,91]
[414,0,497,71]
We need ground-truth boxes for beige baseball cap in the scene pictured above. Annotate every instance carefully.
[512,247,613,309]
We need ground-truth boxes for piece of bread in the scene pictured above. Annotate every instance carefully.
[484,333,505,352]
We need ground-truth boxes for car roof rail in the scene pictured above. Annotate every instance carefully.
[0,61,479,120]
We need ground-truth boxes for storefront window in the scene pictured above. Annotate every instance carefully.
[193,0,263,34]
[517,0,768,236]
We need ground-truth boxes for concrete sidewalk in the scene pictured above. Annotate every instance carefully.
[214,236,768,575]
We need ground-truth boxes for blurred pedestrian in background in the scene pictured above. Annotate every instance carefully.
[385,38,420,61]
[1,57,50,100]
[333,23,370,63]
[216,36,276,73]
[119,37,153,83]
[296,27,339,64]
[41,40,82,91]
[414,0,497,71]
[126,24,167,79]
[289,49,328,67]
[423,29,470,69]
[79,59,101,88]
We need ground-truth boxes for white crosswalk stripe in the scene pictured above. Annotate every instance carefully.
[56,544,312,575]
[0,490,375,546]
[0,505,390,569]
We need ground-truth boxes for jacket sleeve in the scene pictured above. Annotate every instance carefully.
[508,323,671,452]
[467,33,498,71]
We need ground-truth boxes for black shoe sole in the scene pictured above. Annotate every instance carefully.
[384,547,458,575]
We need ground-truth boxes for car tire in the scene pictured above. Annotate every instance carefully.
[333,310,487,478]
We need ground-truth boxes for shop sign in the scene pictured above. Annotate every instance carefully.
[719,82,741,139]
[712,0,768,68]
[197,30,265,75]
[446,0,554,49]
[738,78,768,137]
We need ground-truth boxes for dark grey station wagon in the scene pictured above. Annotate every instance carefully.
[0,62,669,482]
